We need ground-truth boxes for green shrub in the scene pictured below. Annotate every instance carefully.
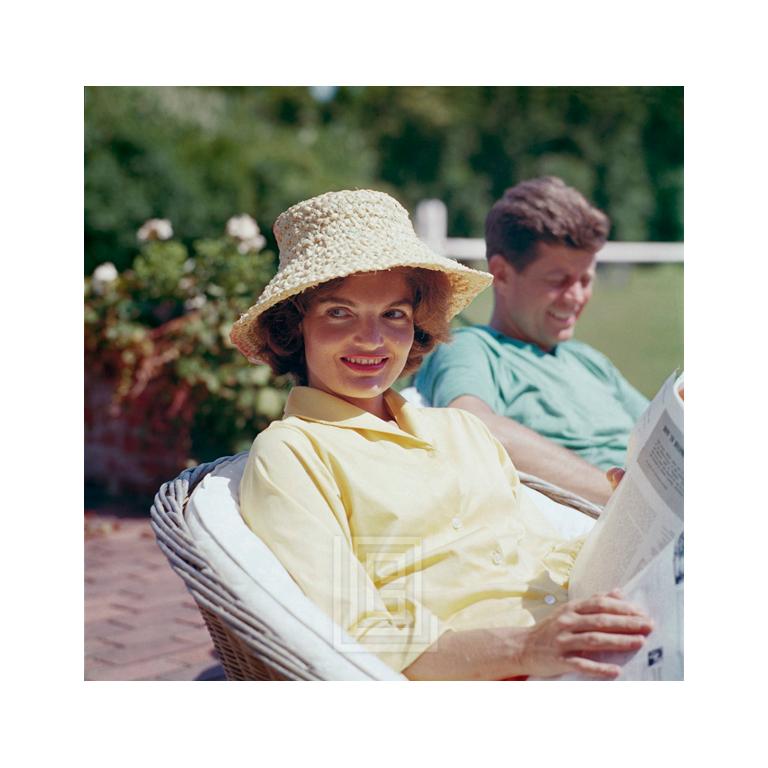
[85,215,288,463]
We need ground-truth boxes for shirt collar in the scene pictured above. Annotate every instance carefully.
[284,386,434,447]
[480,325,559,357]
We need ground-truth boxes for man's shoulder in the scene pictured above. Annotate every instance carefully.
[449,324,498,344]
[435,325,501,356]
[415,326,504,405]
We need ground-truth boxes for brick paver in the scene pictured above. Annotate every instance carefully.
[85,514,225,681]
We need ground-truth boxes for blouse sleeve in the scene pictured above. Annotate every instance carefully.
[239,424,448,672]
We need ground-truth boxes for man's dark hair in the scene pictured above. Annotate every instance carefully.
[485,176,610,272]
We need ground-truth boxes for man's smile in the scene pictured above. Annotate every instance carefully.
[546,309,578,324]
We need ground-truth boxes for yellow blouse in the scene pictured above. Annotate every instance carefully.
[240,386,583,672]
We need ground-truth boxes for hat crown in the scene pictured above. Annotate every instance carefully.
[230,188,493,365]
[273,189,414,271]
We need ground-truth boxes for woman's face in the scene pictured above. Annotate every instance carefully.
[301,270,415,415]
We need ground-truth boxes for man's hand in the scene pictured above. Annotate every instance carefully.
[606,466,625,492]
[518,588,654,679]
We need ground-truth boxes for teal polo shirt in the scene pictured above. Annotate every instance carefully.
[414,325,649,471]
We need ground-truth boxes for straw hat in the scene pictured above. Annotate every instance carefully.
[230,189,492,363]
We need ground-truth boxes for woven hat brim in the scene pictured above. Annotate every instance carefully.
[230,242,492,364]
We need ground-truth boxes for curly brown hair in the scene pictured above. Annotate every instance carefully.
[256,267,453,385]
[485,176,610,272]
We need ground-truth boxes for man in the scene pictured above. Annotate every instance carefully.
[415,176,648,505]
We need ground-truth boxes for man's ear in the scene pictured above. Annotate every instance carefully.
[487,254,509,283]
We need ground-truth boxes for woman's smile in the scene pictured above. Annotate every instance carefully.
[339,355,389,373]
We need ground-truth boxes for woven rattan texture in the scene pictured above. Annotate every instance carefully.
[150,454,324,681]
[199,605,286,681]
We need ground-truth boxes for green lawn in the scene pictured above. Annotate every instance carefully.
[457,262,684,399]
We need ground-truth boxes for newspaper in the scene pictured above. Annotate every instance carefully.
[569,371,684,599]
[546,371,684,680]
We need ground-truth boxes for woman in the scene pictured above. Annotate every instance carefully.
[230,189,652,680]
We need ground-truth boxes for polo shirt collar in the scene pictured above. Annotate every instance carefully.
[284,386,434,447]
[480,325,559,357]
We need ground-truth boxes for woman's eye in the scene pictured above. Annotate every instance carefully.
[327,307,350,318]
[385,308,410,320]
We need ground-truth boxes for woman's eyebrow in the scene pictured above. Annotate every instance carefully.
[387,297,414,307]
[315,296,413,307]
[315,295,356,306]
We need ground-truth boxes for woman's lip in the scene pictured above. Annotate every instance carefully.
[340,356,389,372]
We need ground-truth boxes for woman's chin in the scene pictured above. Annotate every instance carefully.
[309,362,406,402]
[342,380,391,399]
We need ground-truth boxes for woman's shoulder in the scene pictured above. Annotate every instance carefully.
[251,417,316,452]
[245,418,334,482]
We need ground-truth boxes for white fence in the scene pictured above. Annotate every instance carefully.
[414,199,684,265]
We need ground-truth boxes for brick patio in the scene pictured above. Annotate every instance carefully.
[85,512,225,681]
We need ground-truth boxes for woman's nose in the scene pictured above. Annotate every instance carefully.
[354,316,385,346]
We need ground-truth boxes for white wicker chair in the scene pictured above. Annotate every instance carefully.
[150,451,600,681]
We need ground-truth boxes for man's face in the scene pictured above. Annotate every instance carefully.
[490,242,597,351]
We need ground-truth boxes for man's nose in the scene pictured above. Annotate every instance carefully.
[563,281,587,305]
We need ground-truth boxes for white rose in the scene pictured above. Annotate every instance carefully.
[226,214,260,242]
[137,218,174,242]
[91,262,119,295]
[184,294,207,312]
[237,234,266,254]
[93,262,118,283]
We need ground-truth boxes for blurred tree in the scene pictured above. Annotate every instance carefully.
[85,86,378,273]
[85,86,682,274]
[331,86,683,242]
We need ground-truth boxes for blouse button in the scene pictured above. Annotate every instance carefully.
[544,594,557,605]
[451,517,462,530]
[491,551,503,565]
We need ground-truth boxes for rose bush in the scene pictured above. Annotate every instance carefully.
[85,215,288,484]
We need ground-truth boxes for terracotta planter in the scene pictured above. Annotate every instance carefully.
[85,369,196,496]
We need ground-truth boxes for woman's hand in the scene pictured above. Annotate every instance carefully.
[518,589,653,679]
